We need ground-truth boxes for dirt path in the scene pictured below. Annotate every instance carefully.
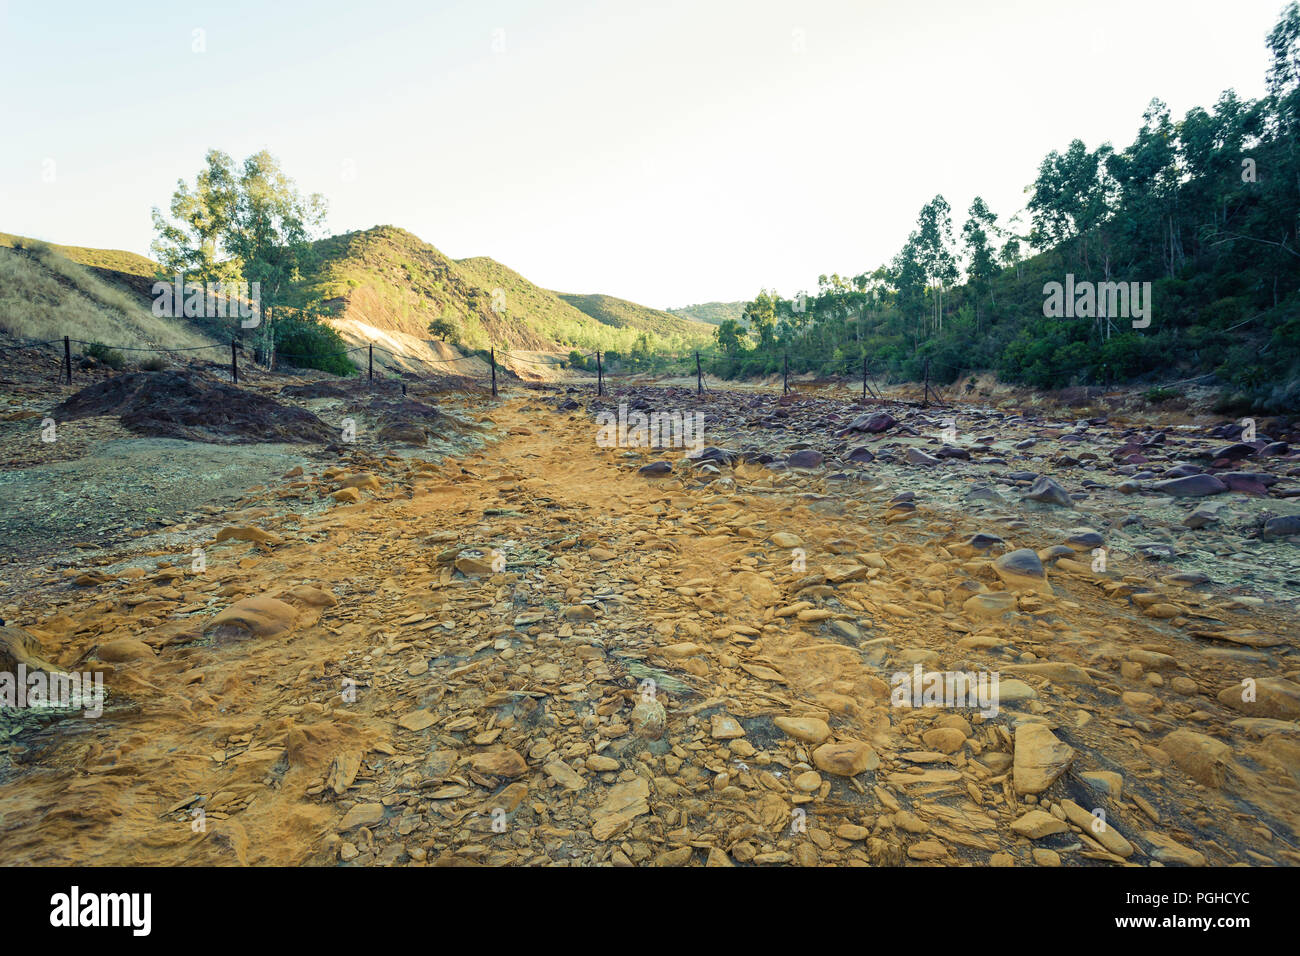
[0,391,1296,867]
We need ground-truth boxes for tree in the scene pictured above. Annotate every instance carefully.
[962,197,999,329]
[715,318,746,355]
[741,289,778,349]
[890,237,927,350]
[1027,139,1115,268]
[428,316,460,346]
[1267,2,1300,111]
[1000,236,1023,279]
[222,151,327,315]
[912,196,958,334]
[1106,99,1181,278]
[151,151,240,281]
[1266,2,1300,245]
[152,149,328,357]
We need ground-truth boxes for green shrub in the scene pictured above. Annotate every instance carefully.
[427,316,461,347]
[85,341,125,369]
[140,355,167,371]
[1212,391,1257,416]
[273,317,357,376]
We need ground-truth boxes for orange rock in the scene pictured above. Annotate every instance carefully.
[96,638,156,662]
[204,595,298,642]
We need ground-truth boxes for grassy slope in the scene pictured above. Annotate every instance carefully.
[667,301,745,326]
[292,226,549,350]
[0,232,158,278]
[556,292,713,342]
[451,255,591,348]
[453,254,710,353]
[0,242,217,351]
[0,223,721,358]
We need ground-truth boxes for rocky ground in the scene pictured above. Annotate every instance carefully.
[0,361,1297,866]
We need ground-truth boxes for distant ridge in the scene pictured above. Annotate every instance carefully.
[667,300,745,326]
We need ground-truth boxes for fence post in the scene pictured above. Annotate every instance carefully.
[596,350,603,396]
[922,357,930,407]
[368,343,373,381]
[231,340,238,384]
[490,347,498,397]
[696,351,702,396]
[783,354,789,396]
[64,335,72,386]
[862,355,867,403]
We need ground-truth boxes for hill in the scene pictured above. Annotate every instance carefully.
[293,227,714,360]
[555,292,713,342]
[452,254,711,353]
[667,301,746,326]
[448,254,586,349]
[0,238,217,352]
[292,226,547,361]
[0,224,716,374]
[0,232,157,278]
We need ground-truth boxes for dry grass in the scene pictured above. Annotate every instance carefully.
[0,243,217,352]
[0,231,158,277]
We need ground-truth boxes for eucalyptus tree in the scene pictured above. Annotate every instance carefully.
[912,195,959,334]
[1027,139,1115,271]
[962,196,999,331]
[152,149,328,356]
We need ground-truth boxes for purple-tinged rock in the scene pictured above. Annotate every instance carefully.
[786,449,824,469]
[848,411,897,433]
[1262,515,1300,537]
[1022,475,1073,507]
[1152,474,1228,497]
[1212,443,1256,461]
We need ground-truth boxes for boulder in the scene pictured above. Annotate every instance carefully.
[204,595,298,642]
[847,412,897,433]
[812,740,879,776]
[993,549,1051,594]
[1012,723,1074,794]
[1021,476,1073,507]
[1160,729,1232,787]
[1152,474,1228,497]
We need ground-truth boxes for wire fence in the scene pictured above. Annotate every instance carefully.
[9,331,961,408]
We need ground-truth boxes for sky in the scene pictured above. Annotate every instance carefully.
[0,0,1288,309]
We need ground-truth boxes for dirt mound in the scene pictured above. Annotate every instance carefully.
[279,381,350,400]
[366,395,472,445]
[54,370,336,444]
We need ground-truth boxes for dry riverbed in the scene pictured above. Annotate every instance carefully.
[0,378,1297,867]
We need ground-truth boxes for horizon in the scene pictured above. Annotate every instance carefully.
[0,0,1287,310]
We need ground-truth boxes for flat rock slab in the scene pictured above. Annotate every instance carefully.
[1012,723,1074,794]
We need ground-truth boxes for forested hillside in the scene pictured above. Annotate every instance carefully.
[667,301,746,326]
[717,4,1300,414]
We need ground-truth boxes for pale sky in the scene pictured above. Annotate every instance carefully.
[0,0,1285,309]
